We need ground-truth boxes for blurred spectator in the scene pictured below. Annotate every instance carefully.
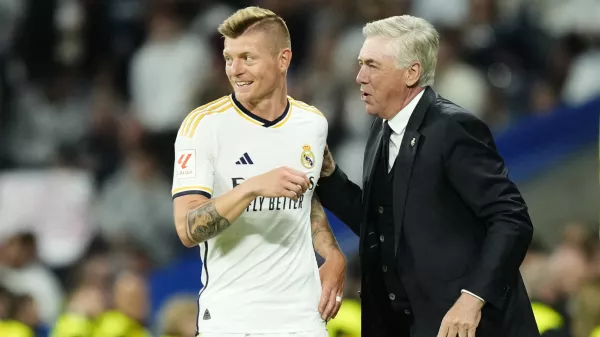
[5,66,91,168]
[561,47,600,106]
[71,250,114,295]
[412,0,469,27]
[92,271,151,337]
[50,251,110,337]
[0,286,13,320]
[0,288,36,337]
[190,1,235,40]
[529,77,560,114]
[53,270,150,337]
[54,0,85,68]
[535,225,590,305]
[521,239,551,298]
[572,278,600,337]
[0,233,64,327]
[84,67,127,187]
[129,3,212,176]
[11,294,40,329]
[65,285,107,319]
[157,295,198,337]
[94,139,178,267]
[526,224,599,336]
[433,27,488,117]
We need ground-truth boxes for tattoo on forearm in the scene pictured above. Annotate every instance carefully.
[186,201,231,244]
[311,196,340,258]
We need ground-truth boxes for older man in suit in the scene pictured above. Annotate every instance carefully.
[317,15,540,337]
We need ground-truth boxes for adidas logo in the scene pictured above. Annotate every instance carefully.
[203,309,211,320]
[235,152,254,165]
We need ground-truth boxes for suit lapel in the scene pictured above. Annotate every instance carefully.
[392,131,421,254]
[392,87,437,255]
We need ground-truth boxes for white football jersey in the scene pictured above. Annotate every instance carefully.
[172,94,328,334]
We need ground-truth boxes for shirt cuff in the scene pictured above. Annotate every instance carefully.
[461,289,486,304]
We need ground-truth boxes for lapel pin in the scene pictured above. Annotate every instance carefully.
[410,138,416,147]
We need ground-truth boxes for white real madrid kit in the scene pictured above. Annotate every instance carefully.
[172,94,329,336]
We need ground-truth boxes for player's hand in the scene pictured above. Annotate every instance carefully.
[437,293,483,337]
[245,166,310,200]
[320,145,335,178]
[318,250,346,321]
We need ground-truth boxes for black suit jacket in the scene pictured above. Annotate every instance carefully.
[317,87,540,337]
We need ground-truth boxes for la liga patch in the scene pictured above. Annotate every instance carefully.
[176,149,196,178]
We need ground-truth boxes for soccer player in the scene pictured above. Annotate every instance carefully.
[171,6,346,337]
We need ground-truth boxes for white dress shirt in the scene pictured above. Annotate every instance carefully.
[384,90,424,172]
[384,89,486,304]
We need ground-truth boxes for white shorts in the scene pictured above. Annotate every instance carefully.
[198,331,329,337]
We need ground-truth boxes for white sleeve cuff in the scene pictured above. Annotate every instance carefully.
[461,289,485,304]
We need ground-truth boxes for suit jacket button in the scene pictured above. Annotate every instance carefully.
[389,293,396,300]
[378,206,384,214]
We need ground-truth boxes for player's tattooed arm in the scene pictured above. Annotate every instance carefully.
[311,195,341,259]
[312,194,346,321]
[186,200,231,244]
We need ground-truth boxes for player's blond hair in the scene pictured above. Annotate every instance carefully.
[218,6,291,52]
[363,15,439,87]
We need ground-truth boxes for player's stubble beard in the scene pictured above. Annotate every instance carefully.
[238,75,286,110]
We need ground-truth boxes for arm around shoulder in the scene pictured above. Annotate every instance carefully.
[316,160,363,236]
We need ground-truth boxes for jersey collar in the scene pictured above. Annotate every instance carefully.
[231,93,290,128]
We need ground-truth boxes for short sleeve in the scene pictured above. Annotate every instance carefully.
[312,114,329,180]
[172,117,216,199]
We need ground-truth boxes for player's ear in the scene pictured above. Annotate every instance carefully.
[279,48,292,73]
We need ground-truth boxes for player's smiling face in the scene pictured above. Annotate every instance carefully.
[356,36,408,118]
[223,30,287,103]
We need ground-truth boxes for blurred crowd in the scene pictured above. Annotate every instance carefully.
[0,0,598,336]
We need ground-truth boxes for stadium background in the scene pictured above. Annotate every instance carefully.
[0,0,598,336]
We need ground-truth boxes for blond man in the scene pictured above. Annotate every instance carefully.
[171,7,345,337]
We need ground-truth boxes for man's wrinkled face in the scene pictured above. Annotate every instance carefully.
[356,36,408,117]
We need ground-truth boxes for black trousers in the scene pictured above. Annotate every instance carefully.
[363,269,415,337]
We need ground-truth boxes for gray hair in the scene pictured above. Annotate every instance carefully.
[362,15,439,87]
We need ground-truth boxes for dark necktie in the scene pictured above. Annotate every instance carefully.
[381,120,392,173]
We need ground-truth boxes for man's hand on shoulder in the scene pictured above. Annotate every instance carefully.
[437,292,484,337]
[320,145,336,178]
[318,250,346,321]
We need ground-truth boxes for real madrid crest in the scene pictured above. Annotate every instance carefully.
[300,144,315,169]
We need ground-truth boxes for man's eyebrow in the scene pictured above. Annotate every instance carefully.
[358,58,378,66]
[223,51,252,57]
